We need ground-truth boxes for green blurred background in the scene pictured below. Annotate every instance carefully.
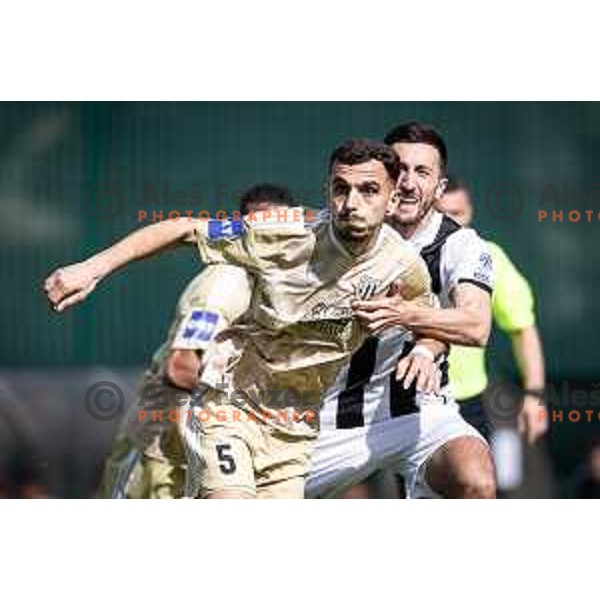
[1,102,599,496]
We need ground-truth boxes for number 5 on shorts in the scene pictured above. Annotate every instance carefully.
[216,444,237,474]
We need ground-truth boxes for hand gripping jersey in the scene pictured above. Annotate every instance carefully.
[319,210,494,431]
[194,208,433,436]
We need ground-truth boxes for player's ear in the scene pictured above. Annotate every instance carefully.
[434,177,448,200]
[386,187,401,216]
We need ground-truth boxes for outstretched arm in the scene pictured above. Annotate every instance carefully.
[44,219,198,312]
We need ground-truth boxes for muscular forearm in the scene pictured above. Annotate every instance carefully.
[399,305,491,347]
[352,283,492,347]
[511,325,545,390]
[86,220,197,280]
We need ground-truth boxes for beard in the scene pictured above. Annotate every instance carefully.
[332,217,378,255]
[334,214,371,238]
[392,195,435,227]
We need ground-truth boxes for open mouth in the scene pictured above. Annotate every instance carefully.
[399,197,419,206]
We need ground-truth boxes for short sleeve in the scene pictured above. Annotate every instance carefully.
[194,218,258,270]
[442,228,494,295]
[194,208,308,271]
[488,242,536,333]
[170,264,254,351]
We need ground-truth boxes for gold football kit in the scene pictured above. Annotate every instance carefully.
[98,264,253,498]
[190,208,432,498]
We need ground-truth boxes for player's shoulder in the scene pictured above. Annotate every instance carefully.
[380,222,423,262]
[439,224,494,292]
[199,207,313,243]
[444,223,489,257]
[245,206,313,234]
[177,264,250,312]
[445,221,482,243]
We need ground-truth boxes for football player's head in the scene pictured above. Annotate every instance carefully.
[384,122,449,232]
[328,138,400,251]
[239,183,293,215]
[435,177,474,226]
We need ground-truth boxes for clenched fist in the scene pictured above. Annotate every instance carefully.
[43,262,100,312]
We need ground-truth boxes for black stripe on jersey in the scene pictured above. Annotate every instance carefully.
[389,341,419,417]
[420,215,462,295]
[335,216,461,429]
[336,336,379,429]
[439,355,449,388]
[416,216,457,407]
[457,278,493,295]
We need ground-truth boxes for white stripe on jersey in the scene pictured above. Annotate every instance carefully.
[320,209,490,431]
[410,210,494,306]
[319,326,452,429]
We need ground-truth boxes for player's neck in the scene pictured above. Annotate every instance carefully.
[347,230,380,257]
[330,221,382,258]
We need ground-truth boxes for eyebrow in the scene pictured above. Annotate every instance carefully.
[331,176,382,188]
[331,176,350,186]
[399,161,434,172]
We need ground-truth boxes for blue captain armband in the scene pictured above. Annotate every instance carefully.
[172,310,223,350]
[207,218,244,241]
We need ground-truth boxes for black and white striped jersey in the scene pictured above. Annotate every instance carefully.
[319,211,494,430]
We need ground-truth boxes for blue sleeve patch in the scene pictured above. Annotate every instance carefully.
[473,251,493,287]
[180,310,220,342]
[207,219,244,241]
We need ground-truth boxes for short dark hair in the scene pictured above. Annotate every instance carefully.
[329,138,400,183]
[239,183,293,215]
[384,122,448,172]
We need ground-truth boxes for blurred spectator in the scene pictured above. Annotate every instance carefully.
[0,386,50,499]
[572,437,600,499]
